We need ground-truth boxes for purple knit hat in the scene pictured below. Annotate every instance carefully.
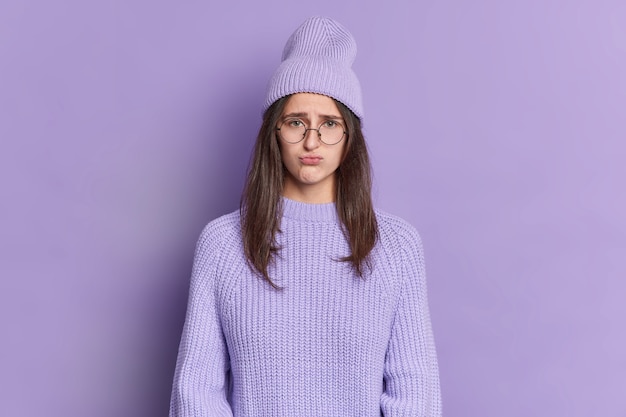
[263,16,363,119]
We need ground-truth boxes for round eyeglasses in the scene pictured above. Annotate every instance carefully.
[276,118,346,145]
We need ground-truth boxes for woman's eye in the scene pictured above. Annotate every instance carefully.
[288,120,303,127]
[324,120,338,128]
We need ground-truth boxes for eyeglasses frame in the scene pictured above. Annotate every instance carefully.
[276,118,347,146]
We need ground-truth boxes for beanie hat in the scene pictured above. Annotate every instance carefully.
[263,16,363,119]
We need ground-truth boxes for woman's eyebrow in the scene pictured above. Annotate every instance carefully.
[282,112,342,119]
[282,112,308,119]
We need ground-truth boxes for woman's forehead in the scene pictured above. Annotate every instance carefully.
[282,93,341,116]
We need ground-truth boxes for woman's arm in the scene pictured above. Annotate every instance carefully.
[380,225,442,416]
[169,224,233,417]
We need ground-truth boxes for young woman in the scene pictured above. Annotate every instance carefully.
[170,16,441,417]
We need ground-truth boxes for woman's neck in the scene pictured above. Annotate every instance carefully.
[282,176,336,204]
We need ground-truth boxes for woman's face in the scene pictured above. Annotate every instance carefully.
[278,93,347,203]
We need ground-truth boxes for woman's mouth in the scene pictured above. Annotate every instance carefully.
[299,156,322,165]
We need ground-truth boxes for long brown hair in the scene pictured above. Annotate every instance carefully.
[240,95,378,288]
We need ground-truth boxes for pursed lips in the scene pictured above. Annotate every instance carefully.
[299,155,323,165]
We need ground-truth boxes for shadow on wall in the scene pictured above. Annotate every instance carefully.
[150,67,269,415]
[208,71,265,217]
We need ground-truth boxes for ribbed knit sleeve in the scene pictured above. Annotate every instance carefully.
[379,218,442,417]
[169,219,234,417]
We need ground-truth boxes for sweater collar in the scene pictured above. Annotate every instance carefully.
[281,197,338,222]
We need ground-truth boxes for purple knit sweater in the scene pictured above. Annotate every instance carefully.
[169,198,441,416]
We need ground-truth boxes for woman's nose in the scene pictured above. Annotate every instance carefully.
[303,128,322,149]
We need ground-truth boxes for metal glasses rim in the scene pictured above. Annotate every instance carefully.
[275,120,346,145]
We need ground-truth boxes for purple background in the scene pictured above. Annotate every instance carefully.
[1,1,625,416]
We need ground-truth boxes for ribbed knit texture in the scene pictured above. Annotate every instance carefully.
[169,198,441,417]
[263,16,364,119]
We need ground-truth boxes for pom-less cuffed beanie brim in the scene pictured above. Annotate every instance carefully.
[263,16,363,119]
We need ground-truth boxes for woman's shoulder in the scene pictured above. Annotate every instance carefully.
[374,208,424,254]
[196,209,242,252]
[189,209,245,298]
[375,209,422,241]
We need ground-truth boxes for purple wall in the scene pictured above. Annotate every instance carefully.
[1,1,624,416]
